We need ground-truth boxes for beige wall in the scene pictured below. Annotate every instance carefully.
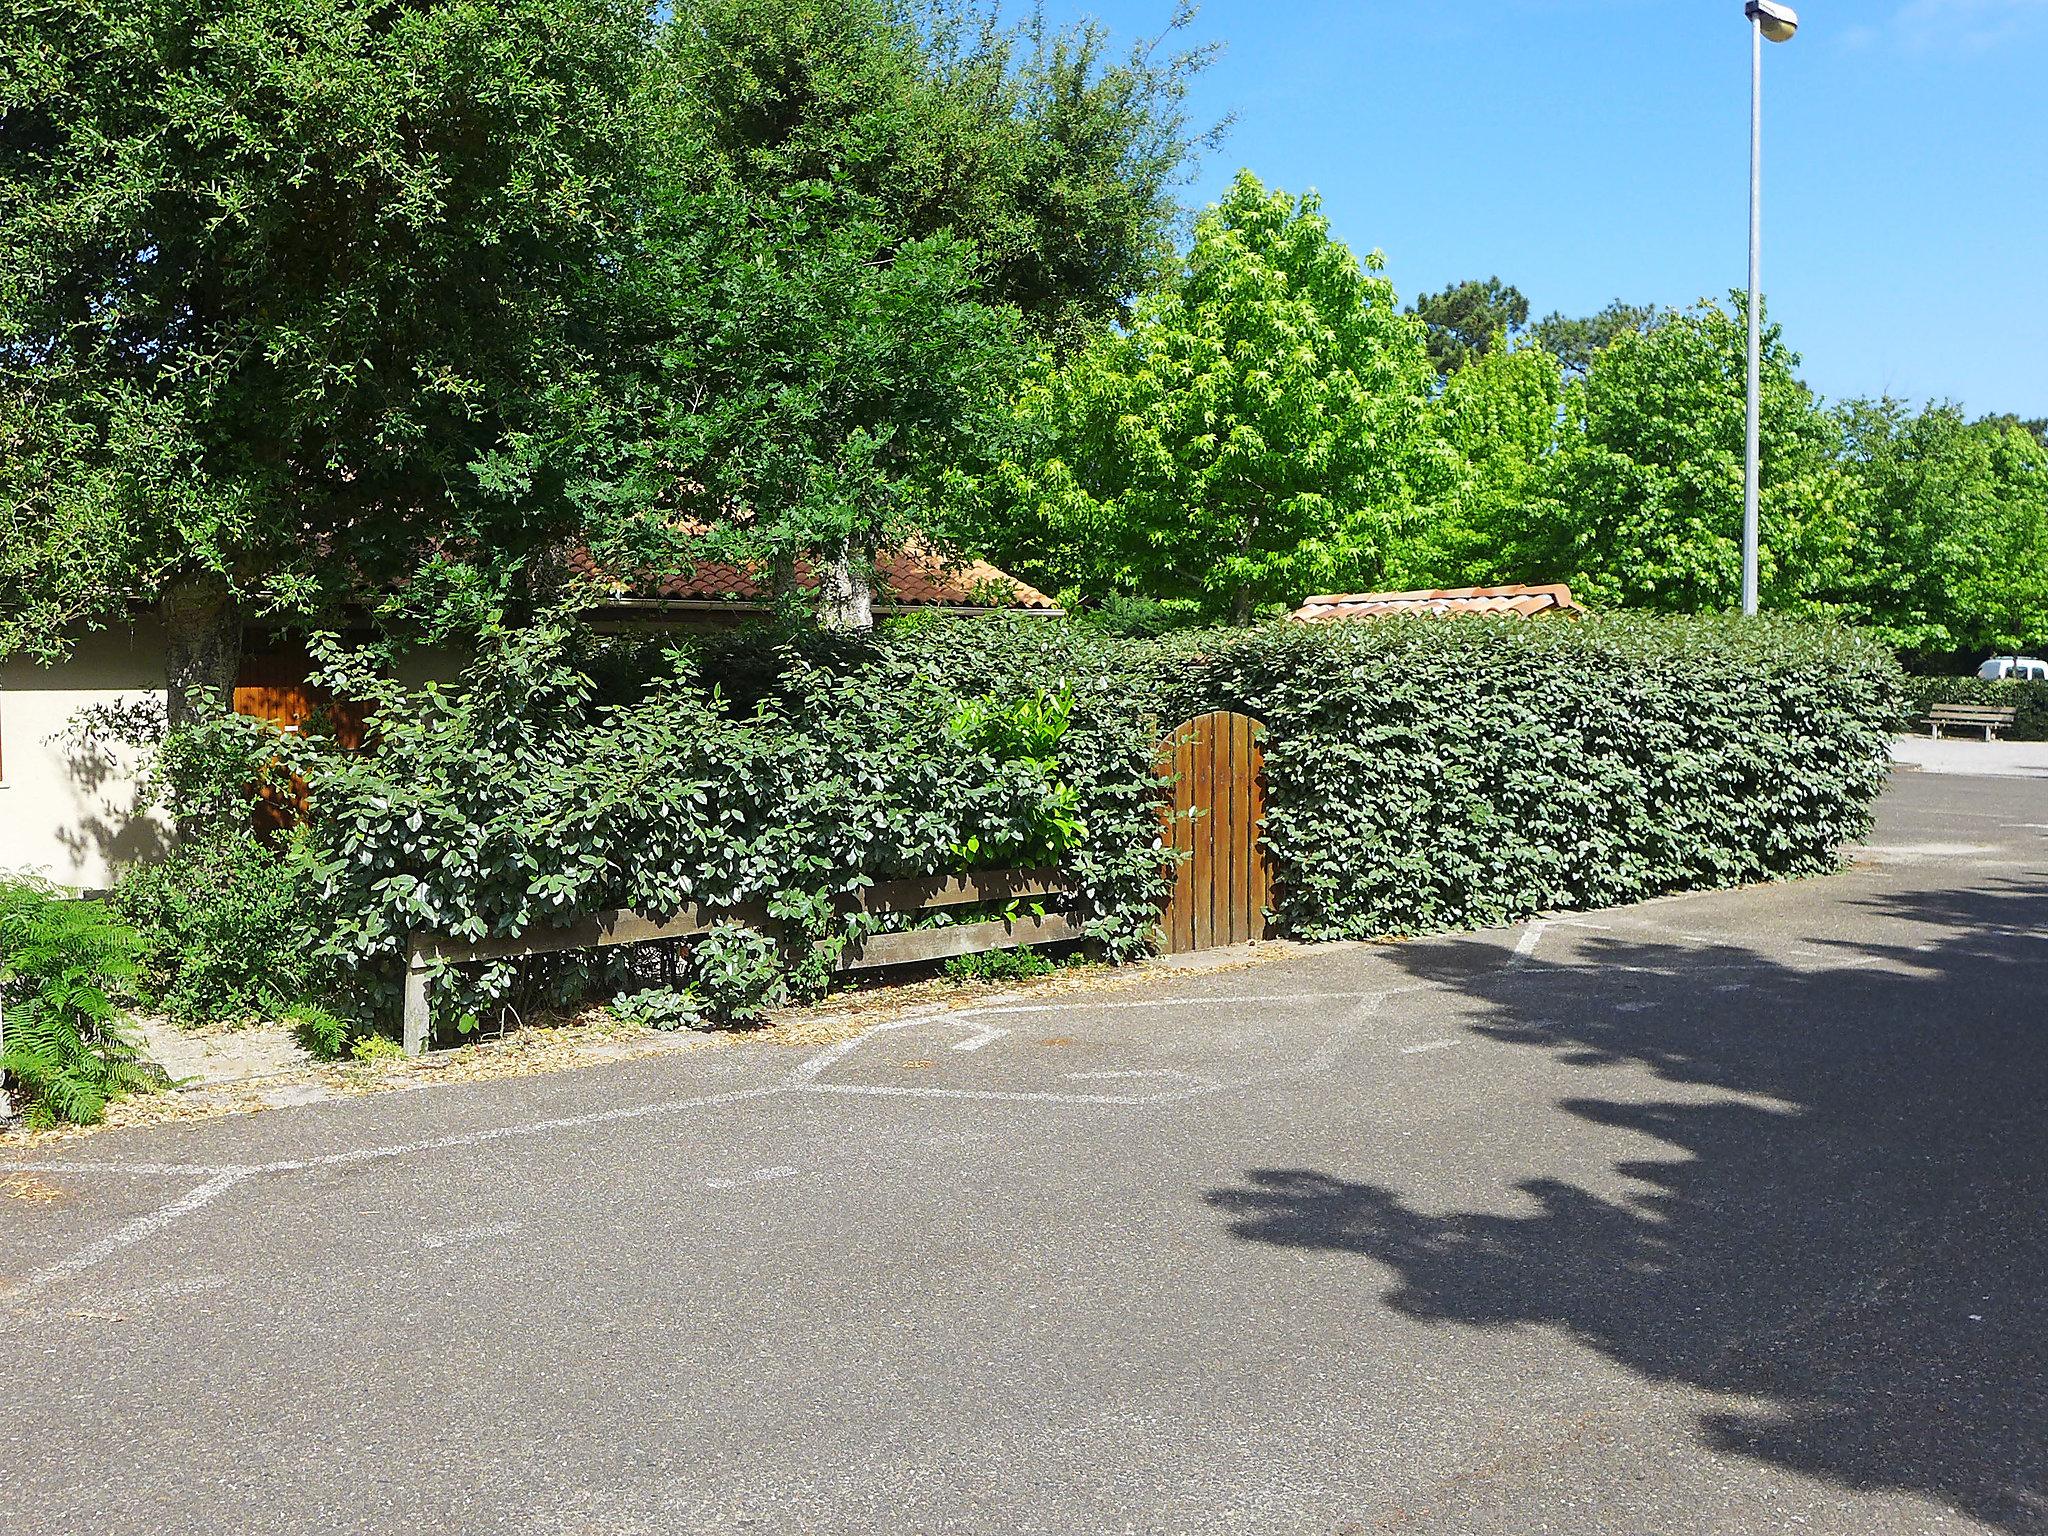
[0,622,172,893]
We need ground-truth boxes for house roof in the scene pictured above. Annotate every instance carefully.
[566,543,1062,615]
[1288,583,1585,622]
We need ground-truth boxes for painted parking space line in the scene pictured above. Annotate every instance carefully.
[420,1220,522,1250]
[1399,1039,1463,1055]
[967,988,1395,1016]
[705,1166,799,1191]
[3,1169,248,1306]
[949,1022,1008,1052]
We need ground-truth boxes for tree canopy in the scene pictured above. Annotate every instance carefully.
[976,170,1449,621]
[1407,276,1530,376]
[0,0,661,701]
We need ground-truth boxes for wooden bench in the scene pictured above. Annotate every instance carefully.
[400,867,1077,1054]
[1927,703,2017,742]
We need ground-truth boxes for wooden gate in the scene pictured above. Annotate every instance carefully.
[1158,710,1273,954]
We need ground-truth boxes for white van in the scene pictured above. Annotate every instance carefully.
[1977,656,2048,681]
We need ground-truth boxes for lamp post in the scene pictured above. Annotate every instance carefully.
[1742,1,1798,617]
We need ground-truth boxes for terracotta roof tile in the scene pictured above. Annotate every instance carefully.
[1287,583,1584,623]
[565,543,1062,613]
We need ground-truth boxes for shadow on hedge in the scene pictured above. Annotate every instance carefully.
[1205,874,2048,1531]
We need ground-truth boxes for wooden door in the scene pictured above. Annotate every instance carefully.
[1158,710,1273,954]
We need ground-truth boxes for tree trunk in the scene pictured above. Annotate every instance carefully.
[817,544,875,631]
[1231,583,1253,626]
[160,575,242,730]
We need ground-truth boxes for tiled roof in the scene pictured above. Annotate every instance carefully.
[565,543,1062,614]
[1288,583,1584,623]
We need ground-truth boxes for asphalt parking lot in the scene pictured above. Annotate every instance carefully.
[3,768,2044,1535]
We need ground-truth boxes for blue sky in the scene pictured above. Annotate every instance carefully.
[1033,0,2048,417]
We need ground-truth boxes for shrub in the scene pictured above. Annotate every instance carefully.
[74,699,337,1026]
[1895,675,2048,740]
[116,831,326,1025]
[610,986,705,1030]
[943,947,1059,983]
[1159,615,1902,940]
[0,879,163,1127]
[271,611,1894,1038]
[285,1000,359,1061]
[295,621,1170,1037]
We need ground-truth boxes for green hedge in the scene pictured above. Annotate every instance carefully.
[294,622,1171,1033]
[1153,616,1901,941]
[1895,675,2048,740]
[128,612,1901,1033]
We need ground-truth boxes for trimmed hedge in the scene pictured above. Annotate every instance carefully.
[138,612,1900,1032]
[1895,675,2048,741]
[1154,616,1902,941]
[295,623,1172,1032]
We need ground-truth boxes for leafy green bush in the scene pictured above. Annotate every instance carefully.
[294,621,1169,1039]
[0,880,163,1127]
[1894,675,2048,740]
[609,986,705,1030]
[261,611,1893,1041]
[284,1001,360,1062]
[943,947,1059,983]
[70,698,336,1026]
[1160,615,1902,940]
[116,831,326,1025]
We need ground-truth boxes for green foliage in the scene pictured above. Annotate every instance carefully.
[98,705,332,1026]
[1507,299,1852,615]
[1895,676,2048,741]
[1527,300,1661,380]
[0,0,663,661]
[1407,276,1530,376]
[609,986,707,1031]
[1071,595,1211,638]
[0,880,162,1127]
[1390,341,1561,588]
[293,619,1170,1038]
[1828,405,2048,656]
[1158,615,1903,941]
[622,0,1215,615]
[116,834,325,1026]
[978,170,1450,621]
[682,925,787,1026]
[285,1001,358,1063]
[269,611,1895,1044]
[942,947,1059,983]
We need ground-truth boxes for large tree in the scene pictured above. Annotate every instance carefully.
[979,170,1451,621]
[648,0,1215,625]
[1504,299,1850,613]
[1406,276,1529,377]
[1527,300,1661,381]
[0,0,661,714]
[1830,402,2048,655]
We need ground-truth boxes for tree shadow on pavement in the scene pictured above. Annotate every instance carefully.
[1207,875,2048,1532]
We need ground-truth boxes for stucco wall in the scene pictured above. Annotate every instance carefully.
[0,622,172,893]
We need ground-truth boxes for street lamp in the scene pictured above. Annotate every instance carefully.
[1742,1,1797,617]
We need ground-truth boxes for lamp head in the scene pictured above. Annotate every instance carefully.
[1745,0,1799,41]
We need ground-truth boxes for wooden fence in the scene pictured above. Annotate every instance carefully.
[401,866,1074,1053]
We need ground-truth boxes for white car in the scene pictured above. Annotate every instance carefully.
[1977,655,2048,681]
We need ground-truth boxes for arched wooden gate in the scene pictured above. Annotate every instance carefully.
[1158,710,1273,954]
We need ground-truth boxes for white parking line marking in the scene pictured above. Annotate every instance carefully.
[969,989,1389,1016]
[420,1220,522,1250]
[950,1022,1008,1052]
[4,1170,247,1304]
[705,1166,799,1191]
[1511,921,1549,962]
[1399,1039,1462,1055]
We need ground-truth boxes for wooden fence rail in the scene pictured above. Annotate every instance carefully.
[401,867,1075,1054]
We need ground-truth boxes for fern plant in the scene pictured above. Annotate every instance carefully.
[0,880,163,1128]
